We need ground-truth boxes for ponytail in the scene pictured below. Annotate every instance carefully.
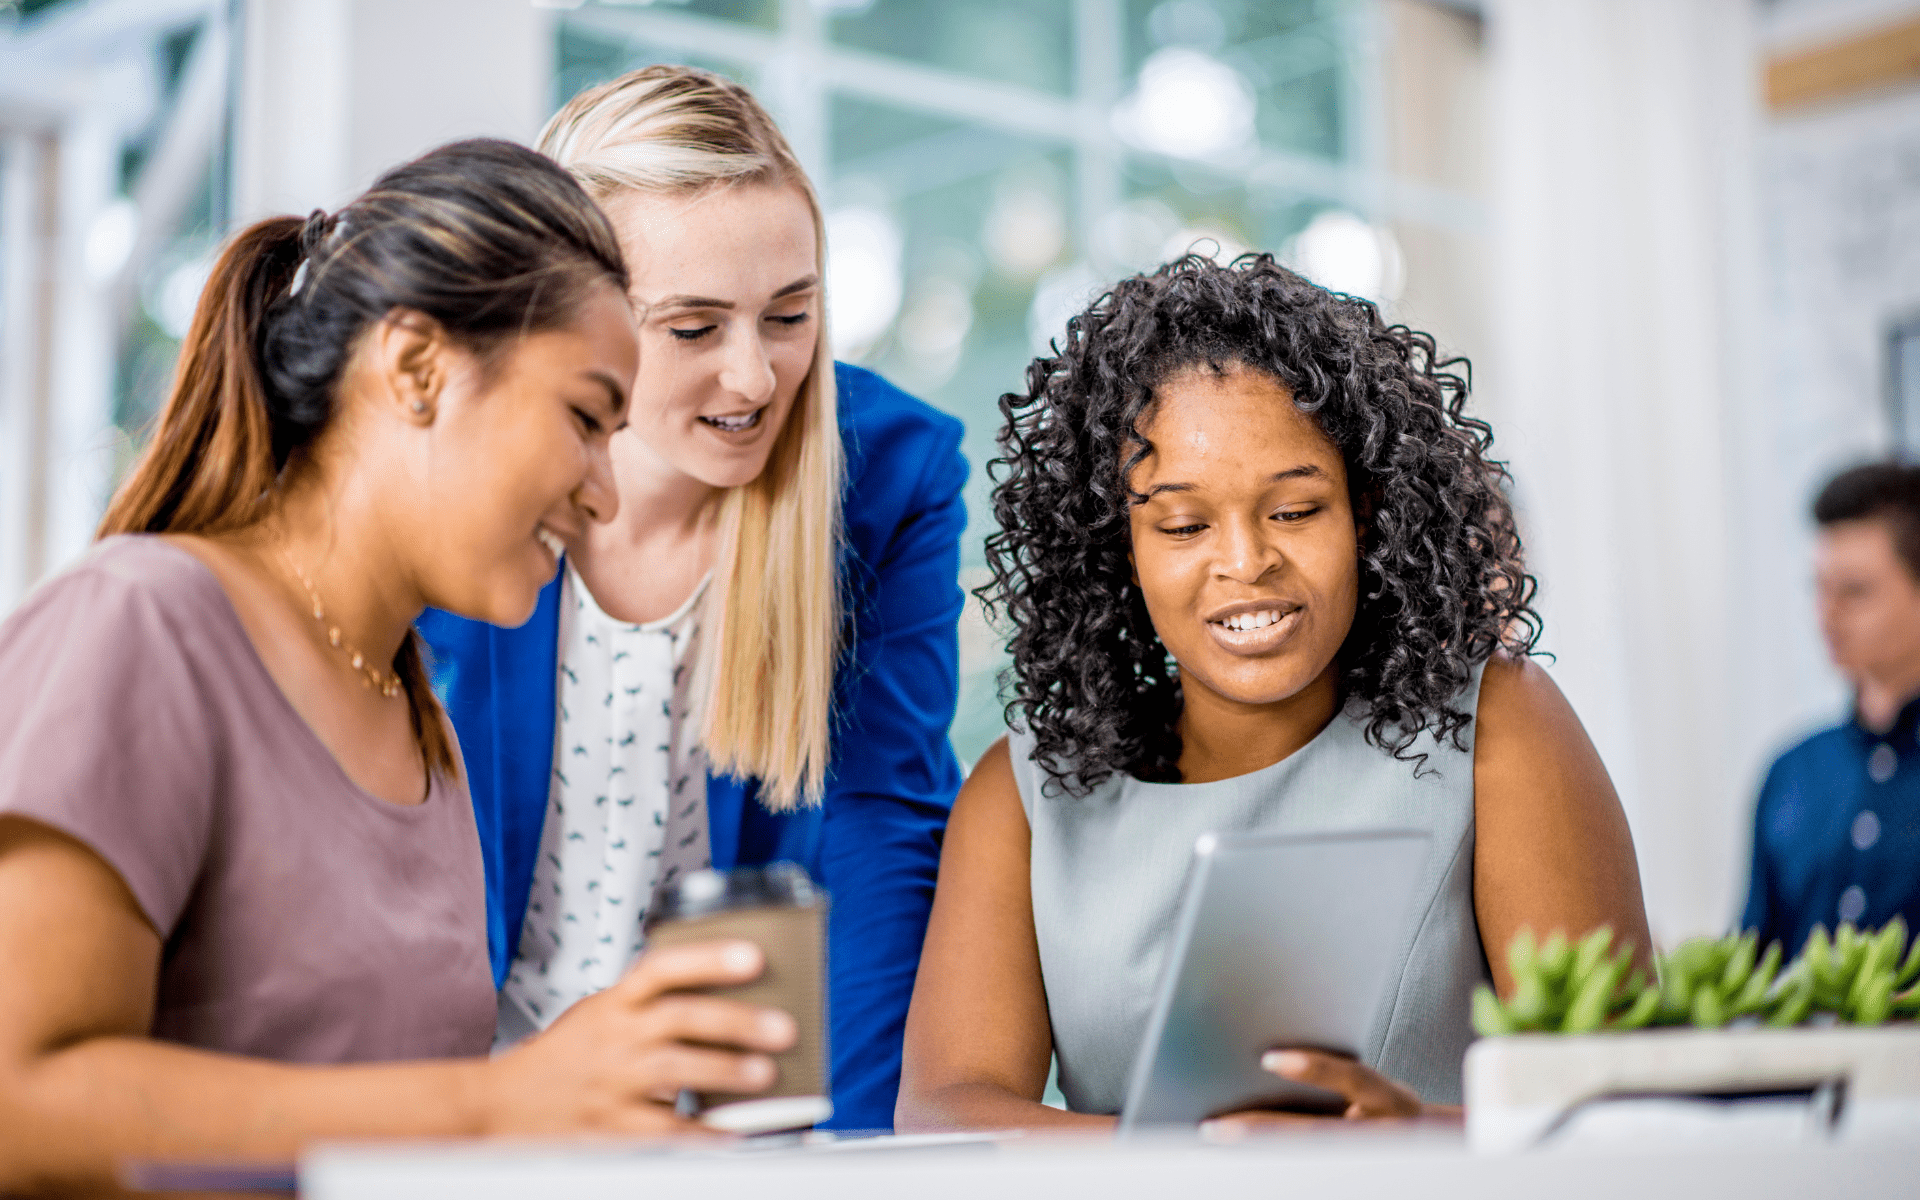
[96,214,458,777]
[98,139,629,781]
[99,217,302,538]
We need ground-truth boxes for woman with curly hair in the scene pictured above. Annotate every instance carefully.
[896,254,1651,1130]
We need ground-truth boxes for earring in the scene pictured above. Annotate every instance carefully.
[410,400,428,415]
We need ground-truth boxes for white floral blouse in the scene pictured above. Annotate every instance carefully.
[499,564,711,1035]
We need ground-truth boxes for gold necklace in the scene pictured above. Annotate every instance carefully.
[279,547,403,698]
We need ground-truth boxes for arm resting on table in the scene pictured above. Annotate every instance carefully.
[0,818,489,1196]
[895,740,1111,1133]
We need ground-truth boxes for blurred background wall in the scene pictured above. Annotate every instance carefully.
[1,0,1916,947]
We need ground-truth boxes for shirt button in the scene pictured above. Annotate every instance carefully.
[1853,810,1882,851]
[1869,743,1898,783]
[1839,885,1868,924]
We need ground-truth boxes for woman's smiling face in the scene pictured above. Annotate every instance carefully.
[598,182,820,492]
[416,282,637,624]
[1126,362,1361,713]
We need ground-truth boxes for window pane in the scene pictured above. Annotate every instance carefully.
[115,20,232,451]
[587,0,779,31]
[1118,160,1322,265]
[826,96,1074,763]
[555,23,754,114]
[830,0,1074,96]
[676,0,779,29]
[1123,0,1347,162]
[827,97,1069,559]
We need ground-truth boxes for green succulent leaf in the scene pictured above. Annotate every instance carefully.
[1616,964,1648,1012]
[1731,942,1782,1015]
[1509,964,1551,1029]
[1877,916,1907,966]
[1609,983,1661,1030]
[1563,956,1625,1034]
[1839,923,1868,979]
[1507,927,1538,986]
[1853,971,1895,1026]
[1897,934,1920,989]
[1720,933,1757,994]
[1861,926,1897,986]
[1805,926,1834,988]
[1691,985,1730,1029]
[1572,927,1614,986]
[1767,975,1814,1027]
[1539,930,1573,986]
[1472,984,1517,1037]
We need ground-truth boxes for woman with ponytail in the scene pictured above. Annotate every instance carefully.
[419,67,968,1130]
[0,139,798,1192]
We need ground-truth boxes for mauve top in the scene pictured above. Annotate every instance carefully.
[0,536,495,1062]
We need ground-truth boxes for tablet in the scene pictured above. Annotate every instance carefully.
[1116,827,1431,1131]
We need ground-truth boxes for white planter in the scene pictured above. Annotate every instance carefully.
[1464,1024,1920,1153]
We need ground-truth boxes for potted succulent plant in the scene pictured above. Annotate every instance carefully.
[1464,920,1920,1152]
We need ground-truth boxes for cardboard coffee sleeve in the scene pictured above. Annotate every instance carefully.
[647,863,829,1132]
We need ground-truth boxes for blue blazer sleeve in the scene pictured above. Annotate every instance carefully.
[806,366,969,1131]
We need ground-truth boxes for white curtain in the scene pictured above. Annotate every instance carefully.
[1485,0,1780,946]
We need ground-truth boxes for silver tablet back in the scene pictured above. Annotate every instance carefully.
[1117,827,1431,1131]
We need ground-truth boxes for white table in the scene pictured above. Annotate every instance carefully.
[302,1127,1920,1200]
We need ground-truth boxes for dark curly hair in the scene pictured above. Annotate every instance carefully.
[980,253,1541,795]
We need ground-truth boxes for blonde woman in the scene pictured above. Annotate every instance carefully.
[417,67,967,1130]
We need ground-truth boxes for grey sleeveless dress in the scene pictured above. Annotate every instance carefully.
[1008,662,1488,1112]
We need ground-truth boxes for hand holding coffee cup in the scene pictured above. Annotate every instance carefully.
[477,938,797,1136]
[647,863,831,1134]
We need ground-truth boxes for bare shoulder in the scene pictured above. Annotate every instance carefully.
[1472,649,1594,775]
[952,736,1024,830]
[934,735,1033,896]
[1476,649,1571,729]
[971,735,1015,789]
[1472,648,1611,827]
[1469,650,1652,984]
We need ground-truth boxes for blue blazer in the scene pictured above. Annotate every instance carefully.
[417,364,967,1131]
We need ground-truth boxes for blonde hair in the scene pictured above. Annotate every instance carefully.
[539,67,843,811]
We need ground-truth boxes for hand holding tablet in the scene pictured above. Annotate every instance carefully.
[1118,828,1434,1132]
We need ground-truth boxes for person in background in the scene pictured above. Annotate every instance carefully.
[1743,462,1920,956]
[897,255,1651,1132]
[417,66,966,1131]
[0,140,796,1194]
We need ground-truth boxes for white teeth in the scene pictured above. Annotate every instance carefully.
[536,528,565,558]
[1218,610,1284,633]
[700,409,762,432]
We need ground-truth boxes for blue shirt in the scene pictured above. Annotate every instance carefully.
[417,363,967,1131]
[1741,694,1920,957]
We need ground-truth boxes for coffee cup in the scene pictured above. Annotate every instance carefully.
[646,862,830,1134]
